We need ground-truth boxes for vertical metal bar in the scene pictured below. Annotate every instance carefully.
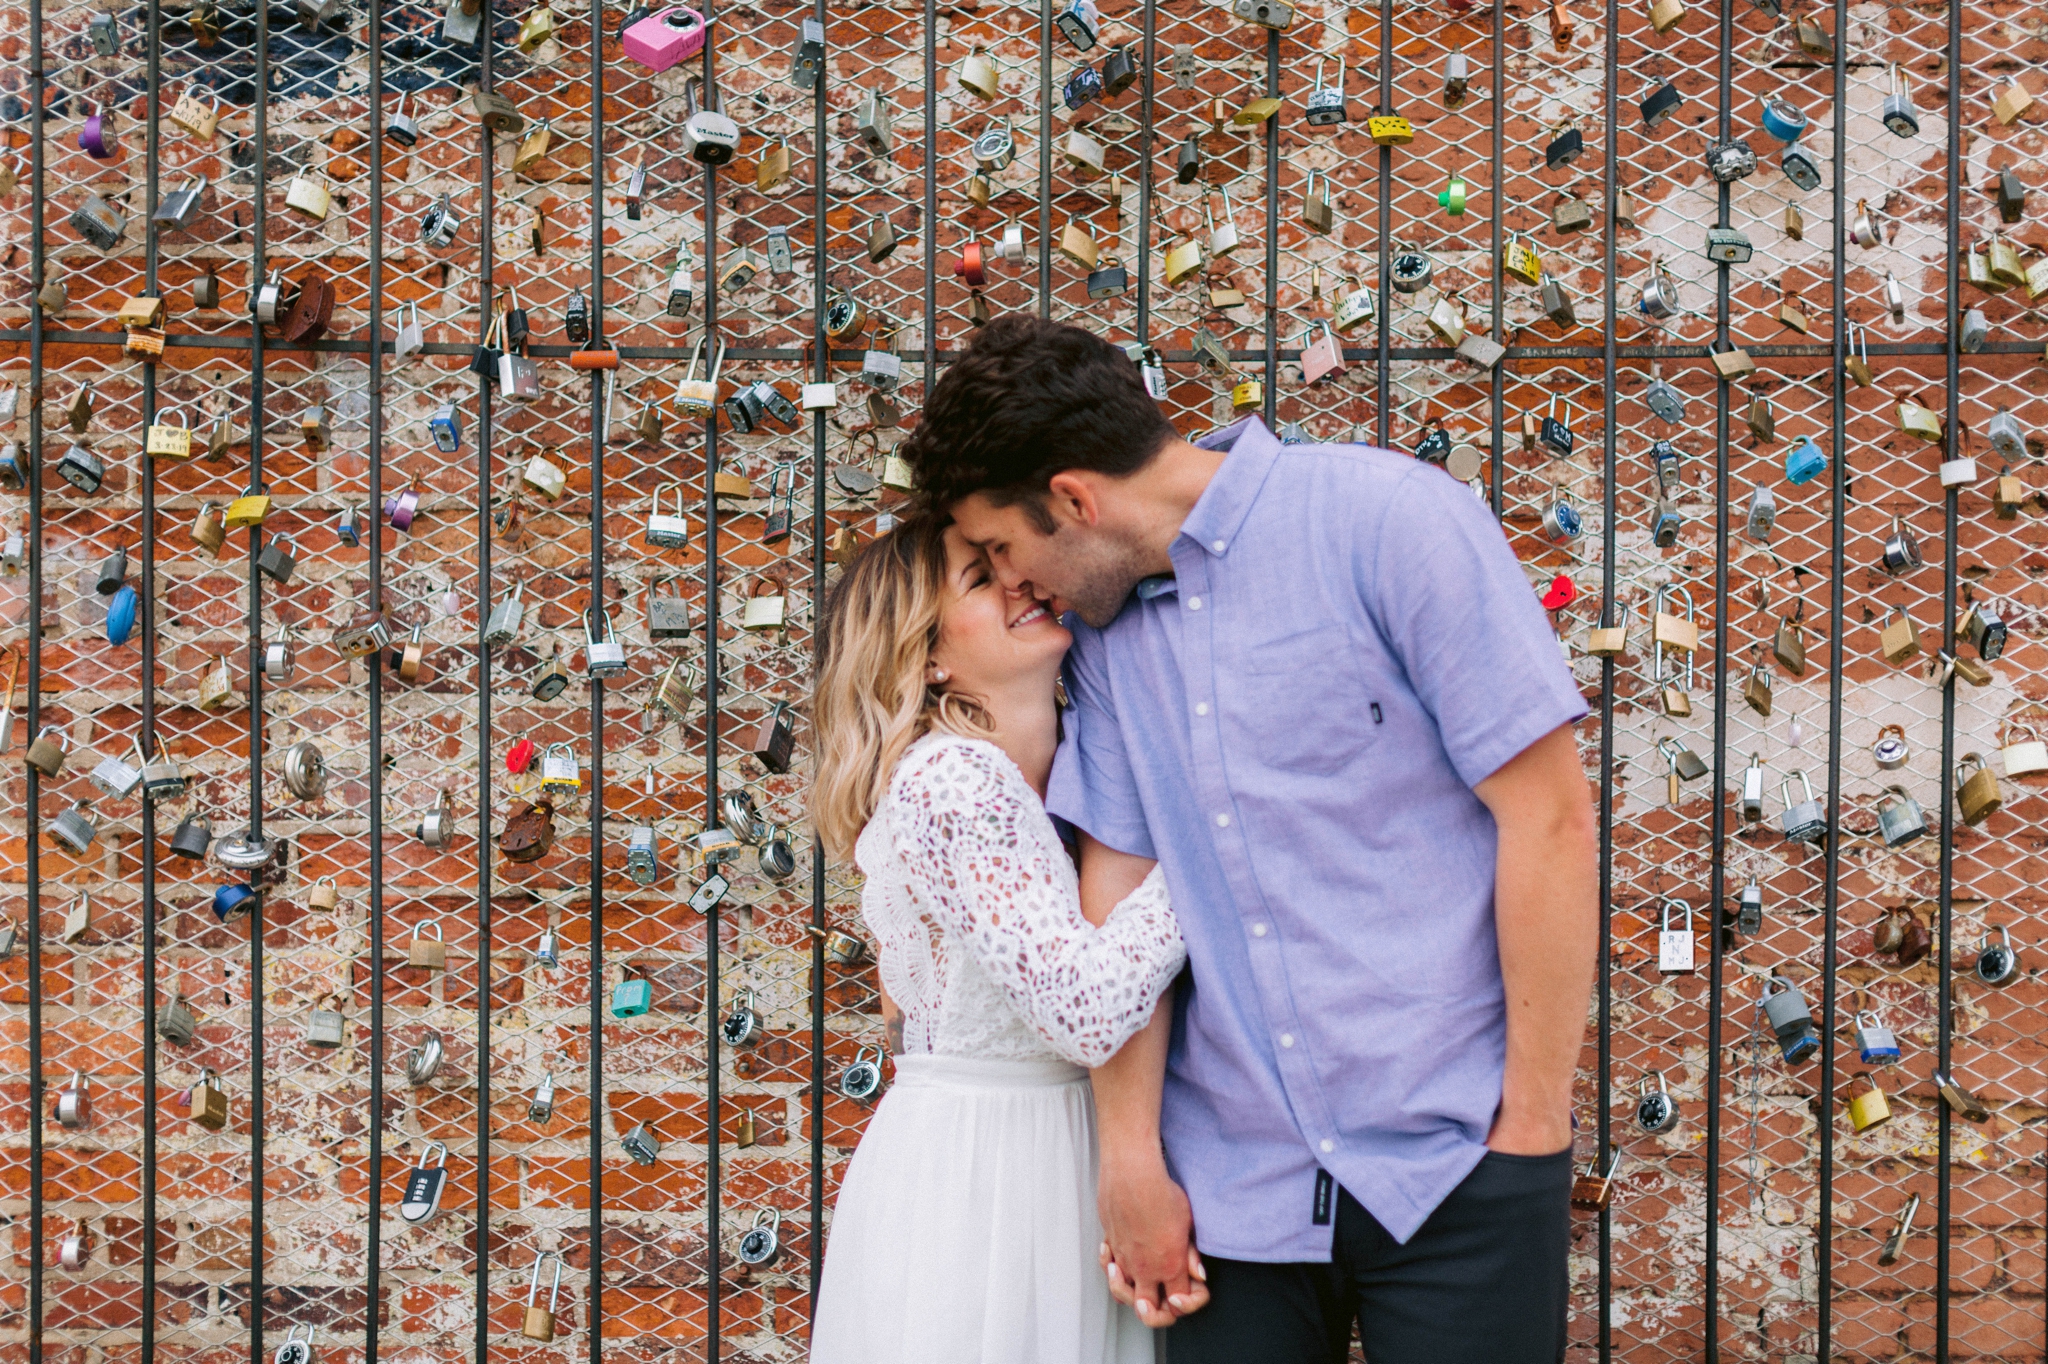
[1815,0,1849,1353]
[587,0,608,1356]
[1705,0,1732,1348]
[1039,0,1052,318]
[247,4,270,1354]
[1262,28,1277,426]
[1936,0,1962,1350]
[365,0,387,1351]
[1596,0,1617,1353]
[140,0,162,1348]
[809,0,830,1308]
[1372,0,1391,445]
[925,0,937,376]
[702,28,723,1364]
[25,0,44,1353]
[1486,0,1502,516]
[475,1,497,1357]
[1134,0,1155,340]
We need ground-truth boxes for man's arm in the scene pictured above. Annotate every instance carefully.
[1472,724,1600,1155]
[1079,833,1208,1327]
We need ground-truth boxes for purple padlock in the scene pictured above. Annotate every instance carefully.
[78,102,117,160]
[622,6,708,71]
[384,479,421,531]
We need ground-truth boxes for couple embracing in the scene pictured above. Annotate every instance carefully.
[806,317,1599,1364]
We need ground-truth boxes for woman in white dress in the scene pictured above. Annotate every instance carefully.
[808,514,1188,1364]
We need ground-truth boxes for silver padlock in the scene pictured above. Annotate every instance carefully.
[1875,784,1927,846]
[254,269,285,324]
[622,1120,662,1165]
[416,789,455,847]
[1634,1071,1678,1133]
[307,1005,345,1048]
[485,584,525,648]
[420,192,461,247]
[274,1324,316,1364]
[682,76,740,165]
[627,824,658,884]
[1745,483,1776,542]
[1735,877,1763,935]
[1985,406,2027,463]
[152,173,209,233]
[266,628,298,684]
[1760,975,1818,1063]
[535,926,561,968]
[856,89,892,155]
[585,609,627,678]
[90,748,141,799]
[56,1071,91,1127]
[405,1030,445,1086]
[1856,1009,1901,1064]
[1975,925,2020,986]
[528,1070,556,1123]
[722,988,763,1047]
[646,483,691,548]
[1657,898,1695,973]
[59,1222,88,1270]
[840,1044,886,1103]
[1741,753,1766,822]
[52,800,99,856]
[157,993,197,1044]
[736,1207,782,1266]
[1779,770,1827,845]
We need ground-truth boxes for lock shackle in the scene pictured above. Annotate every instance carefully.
[753,1206,780,1234]
[197,1065,220,1090]
[1848,1069,1881,1097]
[543,740,574,764]
[1661,897,1690,933]
[1761,972,1793,1001]
[585,606,616,643]
[1652,582,1696,621]
[1881,783,1913,804]
[528,1249,564,1308]
[1854,1007,1885,1031]
[416,919,443,943]
[1957,750,1988,780]
[1638,1069,1665,1097]
[1780,768,1814,806]
[284,1324,314,1350]
[416,1139,448,1171]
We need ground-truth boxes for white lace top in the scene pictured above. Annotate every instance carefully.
[853,732,1185,1067]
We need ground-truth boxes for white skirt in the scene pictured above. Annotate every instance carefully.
[811,1053,1157,1364]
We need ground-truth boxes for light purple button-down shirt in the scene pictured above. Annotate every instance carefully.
[1047,417,1587,1260]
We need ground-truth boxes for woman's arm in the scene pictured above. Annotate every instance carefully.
[890,739,1185,1067]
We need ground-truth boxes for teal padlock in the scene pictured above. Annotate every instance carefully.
[1785,435,1827,486]
[610,974,653,1018]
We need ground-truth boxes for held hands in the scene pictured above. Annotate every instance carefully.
[1097,1159,1210,1328]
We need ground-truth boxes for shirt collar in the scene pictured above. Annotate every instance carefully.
[1178,416,1281,557]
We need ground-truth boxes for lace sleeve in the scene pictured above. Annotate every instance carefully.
[888,738,1185,1068]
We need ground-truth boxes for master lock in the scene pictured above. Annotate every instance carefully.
[57,443,105,494]
[680,76,739,165]
[1986,405,2027,463]
[89,747,140,799]
[1852,1009,1900,1065]
[400,1142,449,1224]
[585,609,627,678]
[1780,141,1823,191]
[1760,975,1818,1063]
[1882,64,1920,137]
[1845,1072,1892,1133]
[254,532,298,586]
[1306,56,1349,126]
[737,1208,782,1268]
[538,742,581,795]
[648,582,693,640]
[1634,1071,1678,1133]
[51,800,99,856]
[627,823,659,885]
[406,1031,445,1087]
[1779,770,1827,845]
[1705,226,1753,264]
[841,1044,887,1103]
[157,992,198,1045]
[186,1067,229,1130]
[71,192,127,252]
[723,988,764,1047]
[56,1071,91,1127]
[1876,784,1928,846]
[622,1121,663,1166]
[1639,79,1682,130]
[275,1325,316,1364]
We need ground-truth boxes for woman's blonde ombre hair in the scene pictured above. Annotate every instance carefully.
[811,513,993,857]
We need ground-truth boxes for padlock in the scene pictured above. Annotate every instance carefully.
[1305,56,1349,126]
[1655,899,1695,973]
[1994,75,2035,126]
[1985,409,2028,469]
[1779,770,1827,845]
[1957,752,2002,826]
[308,876,339,912]
[1062,64,1103,111]
[187,1067,229,1130]
[1853,1010,1901,1065]
[1876,514,1923,575]
[644,483,692,550]
[1742,649,1773,717]
[152,170,211,235]
[563,288,590,344]
[1367,106,1414,146]
[89,747,140,799]
[285,164,332,221]
[274,1325,316,1364]
[419,191,461,248]
[1960,305,1990,353]
[1844,1072,1892,1133]
[1570,1148,1622,1212]
[1301,322,1346,386]
[1634,1071,1678,1132]
[1961,600,2008,661]
[1875,784,1928,846]
[1767,602,1807,677]
[611,964,653,1018]
[157,993,198,1045]
[400,1142,450,1224]
[841,1044,887,1103]
[252,532,299,586]
[621,1121,663,1165]
[733,1207,783,1268]
[71,192,128,252]
[625,823,660,885]
[1585,602,1630,658]
[499,798,558,864]
[385,476,422,532]
[404,920,447,971]
[24,722,68,779]
[723,988,763,1047]
[56,444,105,495]
[1551,195,1593,234]
[1995,164,2027,224]
[1544,121,1584,170]
[521,1251,564,1341]
[1760,974,1818,1063]
[621,4,705,69]
[414,787,454,845]
[1651,584,1697,655]
[1175,131,1203,186]
[405,1032,445,1087]
[1501,234,1543,287]
[78,99,119,159]
[211,884,257,924]
[56,1071,91,1127]
[168,809,212,860]
[746,701,797,773]
[1427,295,1467,347]
[648,582,694,641]
[528,1067,558,1123]
[537,743,580,797]
[59,1221,88,1270]
[1704,226,1753,265]
[1973,924,2020,987]
[857,89,893,156]
[1638,258,1680,320]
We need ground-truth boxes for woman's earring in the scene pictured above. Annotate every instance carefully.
[929,668,949,684]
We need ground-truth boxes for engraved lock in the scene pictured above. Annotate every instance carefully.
[563,288,590,344]
[522,1252,564,1341]
[1779,770,1827,845]
[765,225,793,276]
[1875,784,1928,847]
[1760,974,1818,1063]
[408,920,447,970]
[737,1207,782,1268]
[622,4,706,70]
[621,1121,663,1166]
[1057,0,1101,46]
[1570,1148,1622,1213]
[1655,898,1696,973]
[648,582,695,642]
[405,1031,445,1087]
[680,76,740,166]
[399,1142,450,1224]
[1845,1071,1892,1133]
[857,90,894,157]
[1501,233,1542,287]
[56,1071,92,1128]
[186,1067,229,1130]
[274,1325,316,1364]
[1426,295,1467,348]
[840,1044,887,1103]
[1306,56,1349,127]
[610,963,653,1018]
[1367,105,1414,147]
[1634,1070,1678,1133]
[723,987,763,1047]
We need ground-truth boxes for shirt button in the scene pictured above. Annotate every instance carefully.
[1215,814,1231,828]
[1251,924,1267,937]
[1280,1033,1295,1048]
[1320,1139,1335,1154]
[1195,702,1209,716]
[1187,596,1203,610]
[1212,540,1227,553]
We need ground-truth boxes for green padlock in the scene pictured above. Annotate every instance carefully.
[1438,170,1469,217]
[610,969,653,1019]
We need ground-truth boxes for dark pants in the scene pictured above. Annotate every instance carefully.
[1165,1150,1571,1364]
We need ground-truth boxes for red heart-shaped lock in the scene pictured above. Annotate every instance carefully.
[1541,573,1578,611]
[506,737,538,774]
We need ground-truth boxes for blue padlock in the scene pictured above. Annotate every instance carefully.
[428,402,461,453]
[1760,96,1807,143]
[610,975,653,1018]
[1785,435,1827,486]
[211,883,257,922]
[105,584,138,645]
[336,503,362,547]
[1062,65,1103,110]
[1855,1009,1902,1065]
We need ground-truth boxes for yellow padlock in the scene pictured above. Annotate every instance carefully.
[1501,235,1542,287]
[1988,235,2025,290]
[284,171,331,222]
[1845,1072,1892,1132]
[224,491,273,529]
[1058,221,1099,270]
[515,2,555,51]
[116,295,164,329]
[1897,396,1943,442]
[146,409,194,459]
[1993,77,2035,125]
[1229,378,1264,413]
[513,119,552,175]
[1366,111,1415,146]
[1163,237,1205,287]
[1231,96,1284,126]
[2026,254,2048,302]
[169,86,221,141]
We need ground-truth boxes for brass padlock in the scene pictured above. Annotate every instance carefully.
[1993,77,2035,126]
[513,118,552,174]
[193,500,227,554]
[1551,195,1593,233]
[1585,602,1629,658]
[1710,343,1757,379]
[169,84,221,140]
[1957,752,2002,826]
[757,136,791,192]
[1880,605,1920,663]
[1648,0,1685,31]
[1229,378,1264,413]
[1773,602,1806,675]
[957,43,999,100]
[515,1,555,50]
[408,921,447,970]
[1844,325,1873,387]
[522,1251,563,1341]
[1897,394,1943,442]
[1742,649,1773,717]
[1163,236,1204,286]
[1652,584,1698,652]
[196,654,234,711]
[285,166,332,221]
[1501,234,1543,287]
[1058,220,1099,269]
[308,877,339,911]
[225,489,273,529]
[25,724,69,777]
[187,1068,229,1130]
[116,295,164,329]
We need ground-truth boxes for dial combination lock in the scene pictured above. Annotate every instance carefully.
[1390,248,1433,294]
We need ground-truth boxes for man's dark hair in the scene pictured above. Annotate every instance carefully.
[903,315,1177,519]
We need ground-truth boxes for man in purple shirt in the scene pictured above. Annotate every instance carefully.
[903,316,1598,1362]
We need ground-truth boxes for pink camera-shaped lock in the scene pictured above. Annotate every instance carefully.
[623,6,707,71]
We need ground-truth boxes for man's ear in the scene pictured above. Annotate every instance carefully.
[1045,470,1104,529]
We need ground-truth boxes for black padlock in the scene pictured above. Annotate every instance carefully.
[1176,133,1202,185]
[1998,166,2027,224]
[256,533,298,585]
[748,702,796,774]
[470,328,502,384]
[1102,45,1138,96]
[504,301,530,349]
[1414,424,1452,465]
[95,544,127,596]
[724,386,765,435]
[563,289,590,345]
[169,810,212,860]
[1087,257,1129,299]
[1639,80,1683,130]
[1544,124,1585,169]
[192,267,220,311]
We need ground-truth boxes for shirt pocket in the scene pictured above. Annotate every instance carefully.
[1232,624,1381,776]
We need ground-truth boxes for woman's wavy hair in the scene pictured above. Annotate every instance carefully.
[811,512,994,857]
